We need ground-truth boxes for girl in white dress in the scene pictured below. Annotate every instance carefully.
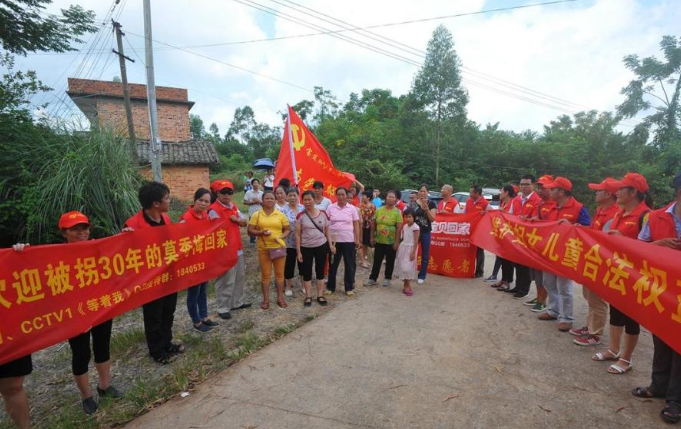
[396,208,420,296]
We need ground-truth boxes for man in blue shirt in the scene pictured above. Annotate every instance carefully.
[372,188,383,209]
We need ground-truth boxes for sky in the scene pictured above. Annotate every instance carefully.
[15,0,681,136]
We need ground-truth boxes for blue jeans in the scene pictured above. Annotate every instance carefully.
[418,231,431,280]
[186,282,208,324]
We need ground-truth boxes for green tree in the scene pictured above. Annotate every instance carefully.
[189,113,206,140]
[409,25,468,185]
[227,106,256,144]
[0,0,97,55]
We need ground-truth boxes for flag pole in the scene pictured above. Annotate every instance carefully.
[286,105,299,186]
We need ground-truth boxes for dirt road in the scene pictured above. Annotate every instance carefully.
[124,262,663,429]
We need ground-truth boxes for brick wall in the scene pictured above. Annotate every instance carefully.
[97,100,191,142]
[68,78,188,102]
[140,165,210,202]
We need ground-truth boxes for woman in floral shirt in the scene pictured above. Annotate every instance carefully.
[359,190,376,268]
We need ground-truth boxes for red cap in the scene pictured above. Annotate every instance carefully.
[612,172,649,194]
[588,177,619,194]
[544,176,573,191]
[210,179,234,192]
[58,211,90,229]
[537,175,555,186]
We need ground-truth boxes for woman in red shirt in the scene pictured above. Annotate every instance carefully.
[179,188,219,333]
[592,173,652,375]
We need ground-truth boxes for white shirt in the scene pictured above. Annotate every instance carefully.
[314,197,332,211]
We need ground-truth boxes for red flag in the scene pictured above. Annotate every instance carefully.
[275,106,352,198]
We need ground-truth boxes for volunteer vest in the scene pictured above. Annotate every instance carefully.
[535,199,556,220]
[465,196,488,212]
[124,210,171,229]
[591,204,619,231]
[179,206,208,223]
[610,201,650,239]
[209,201,243,250]
[648,204,679,241]
[514,192,541,217]
[550,197,583,224]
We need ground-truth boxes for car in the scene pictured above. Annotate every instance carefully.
[400,189,443,205]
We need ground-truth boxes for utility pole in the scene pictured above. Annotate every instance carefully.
[143,0,163,182]
[112,20,138,165]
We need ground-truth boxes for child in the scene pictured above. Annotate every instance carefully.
[396,208,420,296]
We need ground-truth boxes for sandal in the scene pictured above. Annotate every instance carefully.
[607,358,633,374]
[317,297,328,306]
[303,297,312,307]
[592,349,620,361]
[167,343,185,355]
[632,386,662,399]
[661,401,681,424]
[261,301,270,310]
[277,300,288,309]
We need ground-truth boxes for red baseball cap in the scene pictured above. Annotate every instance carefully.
[58,211,90,229]
[544,176,573,191]
[588,177,619,194]
[210,179,234,192]
[537,175,555,186]
[612,172,649,194]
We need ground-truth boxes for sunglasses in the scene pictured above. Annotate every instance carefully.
[219,188,234,195]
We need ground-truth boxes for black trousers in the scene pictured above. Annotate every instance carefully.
[142,292,178,359]
[68,319,113,375]
[300,244,328,281]
[513,263,531,294]
[327,242,357,292]
[652,336,681,403]
[492,256,502,277]
[500,258,515,283]
[370,243,396,281]
[475,247,485,276]
[284,248,302,279]
[610,306,640,335]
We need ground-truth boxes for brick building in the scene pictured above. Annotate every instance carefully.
[67,78,218,201]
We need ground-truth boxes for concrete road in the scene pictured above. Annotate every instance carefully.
[125,267,664,429]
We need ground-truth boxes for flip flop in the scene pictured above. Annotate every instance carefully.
[631,386,662,399]
[261,301,270,310]
[403,289,413,296]
[277,300,288,309]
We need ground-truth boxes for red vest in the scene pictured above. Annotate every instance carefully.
[610,201,650,239]
[514,192,541,217]
[534,198,556,220]
[648,204,679,241]
[548,197,583,224]
[591,203,619,231]
[179,206,208,223]
[438,199,458,213]
[209,201,243,250]
[124,210,171,229]
[465,196,489,213]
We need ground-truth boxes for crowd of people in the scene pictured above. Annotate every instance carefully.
[1,169,680,427]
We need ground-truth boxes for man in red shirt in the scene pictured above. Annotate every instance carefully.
[465,185,489,277]
[208,180,251,320]
[502,175,541,298]
[571,177,619,346]
[539,177,590,332]
[438,184,458,213]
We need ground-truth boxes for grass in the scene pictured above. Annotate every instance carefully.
[109,328,146,360]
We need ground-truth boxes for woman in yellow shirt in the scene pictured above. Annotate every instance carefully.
[248,191,290,309]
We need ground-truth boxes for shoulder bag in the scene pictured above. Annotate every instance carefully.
[256,212,287,260]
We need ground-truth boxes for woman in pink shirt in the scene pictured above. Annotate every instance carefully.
[325,187,361,297]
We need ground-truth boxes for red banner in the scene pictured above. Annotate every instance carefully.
[421,212,482,278]
[275,106,353,198]
[471,211,681,354]
[0,220,238,366]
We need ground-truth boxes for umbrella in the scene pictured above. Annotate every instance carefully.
[252,158,275,171]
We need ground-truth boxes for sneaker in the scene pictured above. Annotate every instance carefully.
[530,303,546,313]
[475,273,484,278]
[417,279,425,285]
[382,279,391,287]
[346,291,355,297]
[484,275,498,282]
[82,396,98,415]
[194,323,212,333]
[569,326,589,337]
[97,385,122,399]
[364,279,377,286]
[218,312,232,320]
[524,298,538,306]
[202,319,219,327]
[573,335,602,346]
[538,312,557,321]
[503,288,519,294]
[284,289,293,297]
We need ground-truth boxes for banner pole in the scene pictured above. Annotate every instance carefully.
[286,105,298,186]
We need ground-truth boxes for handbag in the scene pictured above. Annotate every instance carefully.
[256,212,287,260]
[305,210,331,251]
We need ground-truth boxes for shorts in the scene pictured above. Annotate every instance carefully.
[0,355,33,378]
[362,228,373,247]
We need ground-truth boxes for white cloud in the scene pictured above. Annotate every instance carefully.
[14,0,681,135]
